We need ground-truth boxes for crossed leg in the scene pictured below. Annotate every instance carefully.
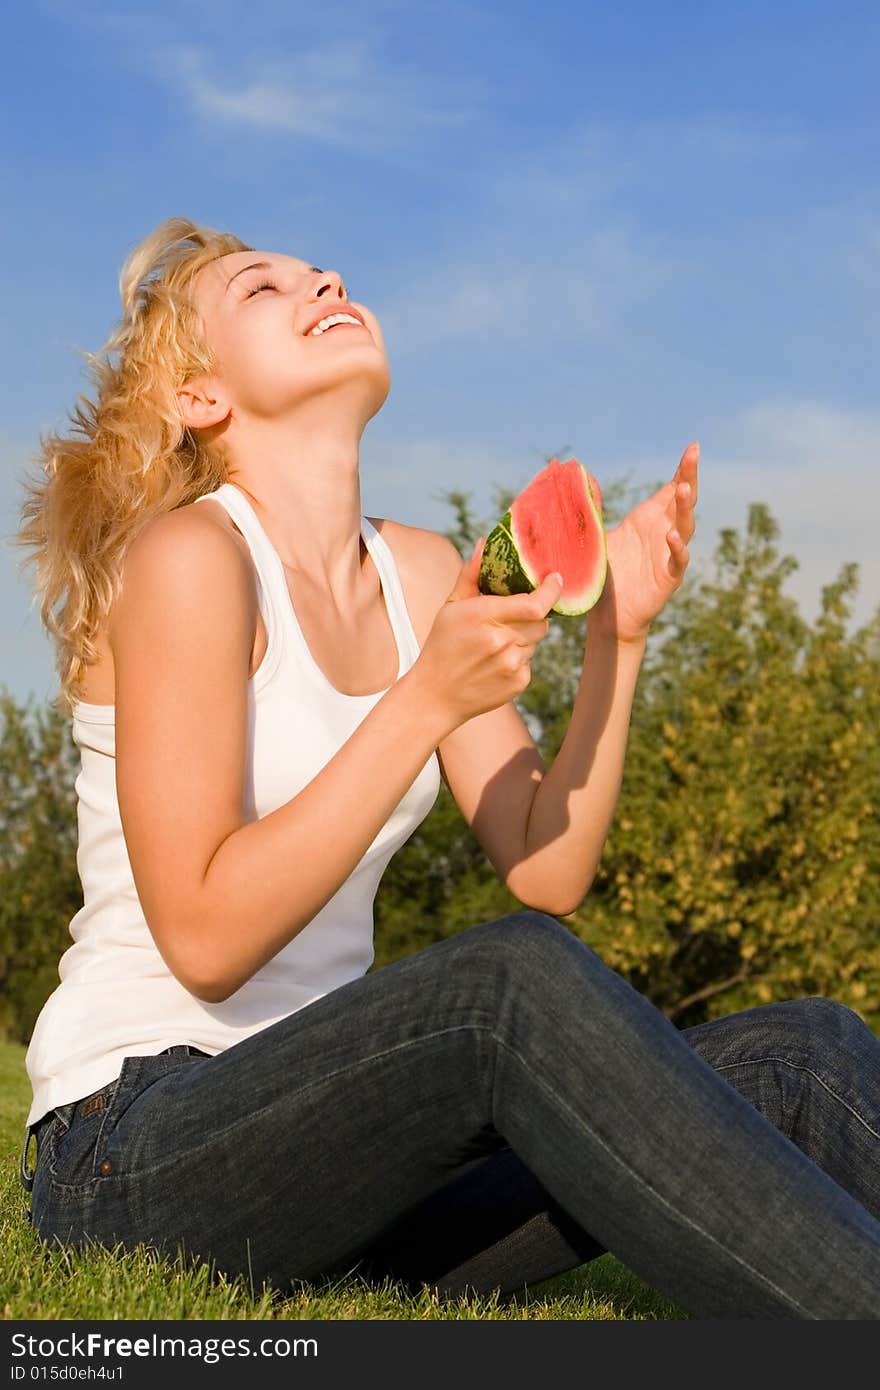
[353,995,880,1298]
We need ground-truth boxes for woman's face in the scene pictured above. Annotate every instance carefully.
[185,249,390,427]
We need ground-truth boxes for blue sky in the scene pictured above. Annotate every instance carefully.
[3,0,878,706]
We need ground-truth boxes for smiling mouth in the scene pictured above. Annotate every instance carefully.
[312,323,371,341]
[304,307,373,341]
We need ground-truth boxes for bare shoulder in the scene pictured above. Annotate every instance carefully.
[109,502,255,650]
[124,497,236,551]
[367,517,463,646]
[124,498,251,576]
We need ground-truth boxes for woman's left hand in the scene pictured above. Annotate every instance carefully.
[587,442,700,645]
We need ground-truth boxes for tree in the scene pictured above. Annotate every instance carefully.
[575,505,880,1027]
[0,692,82,1041]
[375,498,880,1032]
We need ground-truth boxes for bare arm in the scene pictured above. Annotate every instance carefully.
[516,629,646,914]
[424,533,642,915]
[195,668,444,1000]
[426,443,698,916]
[435,617,645,914]
[520,444,699,911]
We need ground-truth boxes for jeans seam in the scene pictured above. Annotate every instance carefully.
[489,1032,811,1318]
[714,1057,880,1143]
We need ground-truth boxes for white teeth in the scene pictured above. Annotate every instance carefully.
[309,313,363,336]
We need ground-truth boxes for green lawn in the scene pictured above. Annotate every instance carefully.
[1,1041,688,1321]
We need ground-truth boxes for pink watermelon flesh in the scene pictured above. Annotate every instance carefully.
[510,458,605,611]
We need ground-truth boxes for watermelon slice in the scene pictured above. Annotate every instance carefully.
[478,457,607,616]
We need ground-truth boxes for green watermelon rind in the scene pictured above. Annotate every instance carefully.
[477,512,536,599]
[477,471,608,617]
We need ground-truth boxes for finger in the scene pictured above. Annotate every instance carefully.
[675,441,700,504]
[447,536,487,601]
[506,618,551,645]
[667,527,690,575]
[486,571,564,621]
[676,441,699,471]
[469,535,487,571]
[675,479,696,544]
[531,570,565,617]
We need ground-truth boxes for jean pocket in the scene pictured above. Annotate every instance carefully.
[47,1055,145,1195]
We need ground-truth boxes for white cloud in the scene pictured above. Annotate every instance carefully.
[37,1,484,151]
[377,226,677,353]
[690,400,880,629]
[151,38,480,150]
[372,113,809,354]
[363,401,880,636]
[728,399,880,466]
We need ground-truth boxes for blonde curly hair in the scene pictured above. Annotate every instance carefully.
[10,216,253,718]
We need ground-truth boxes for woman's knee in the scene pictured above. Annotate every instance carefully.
[778,995,871,1047]
[477,910,577,964]
[683,994,875,1079]
[467,910,611,998]
[489,909,567,942]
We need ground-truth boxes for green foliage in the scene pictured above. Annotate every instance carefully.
[577,504,880,1027]
[2,485,878,1044]
[376,495,880,1032]
[0,693,82,1042]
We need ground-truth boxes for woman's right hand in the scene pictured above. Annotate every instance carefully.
[414,537,564,733]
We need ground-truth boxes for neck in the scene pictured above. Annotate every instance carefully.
[222,413,369,603]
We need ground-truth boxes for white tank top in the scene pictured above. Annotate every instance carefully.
[24,484,441,1127]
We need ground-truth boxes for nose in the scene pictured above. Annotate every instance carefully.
[313,270,348,303]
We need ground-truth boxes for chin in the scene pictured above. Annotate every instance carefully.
[350,350,391,407]
[359,364,392,421]
[311,358,391,423]
[367,379,391,422]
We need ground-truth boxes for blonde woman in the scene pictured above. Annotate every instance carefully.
[15,217,880,1318]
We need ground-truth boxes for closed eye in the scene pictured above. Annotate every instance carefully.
[244,280,277,298]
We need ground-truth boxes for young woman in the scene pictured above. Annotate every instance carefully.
[16,217,880,1319]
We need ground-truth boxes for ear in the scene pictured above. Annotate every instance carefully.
[177,375,231,432]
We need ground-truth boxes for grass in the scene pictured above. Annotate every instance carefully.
[1,1041,688,1321]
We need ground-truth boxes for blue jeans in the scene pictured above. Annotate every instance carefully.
[18,913,880,1318]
